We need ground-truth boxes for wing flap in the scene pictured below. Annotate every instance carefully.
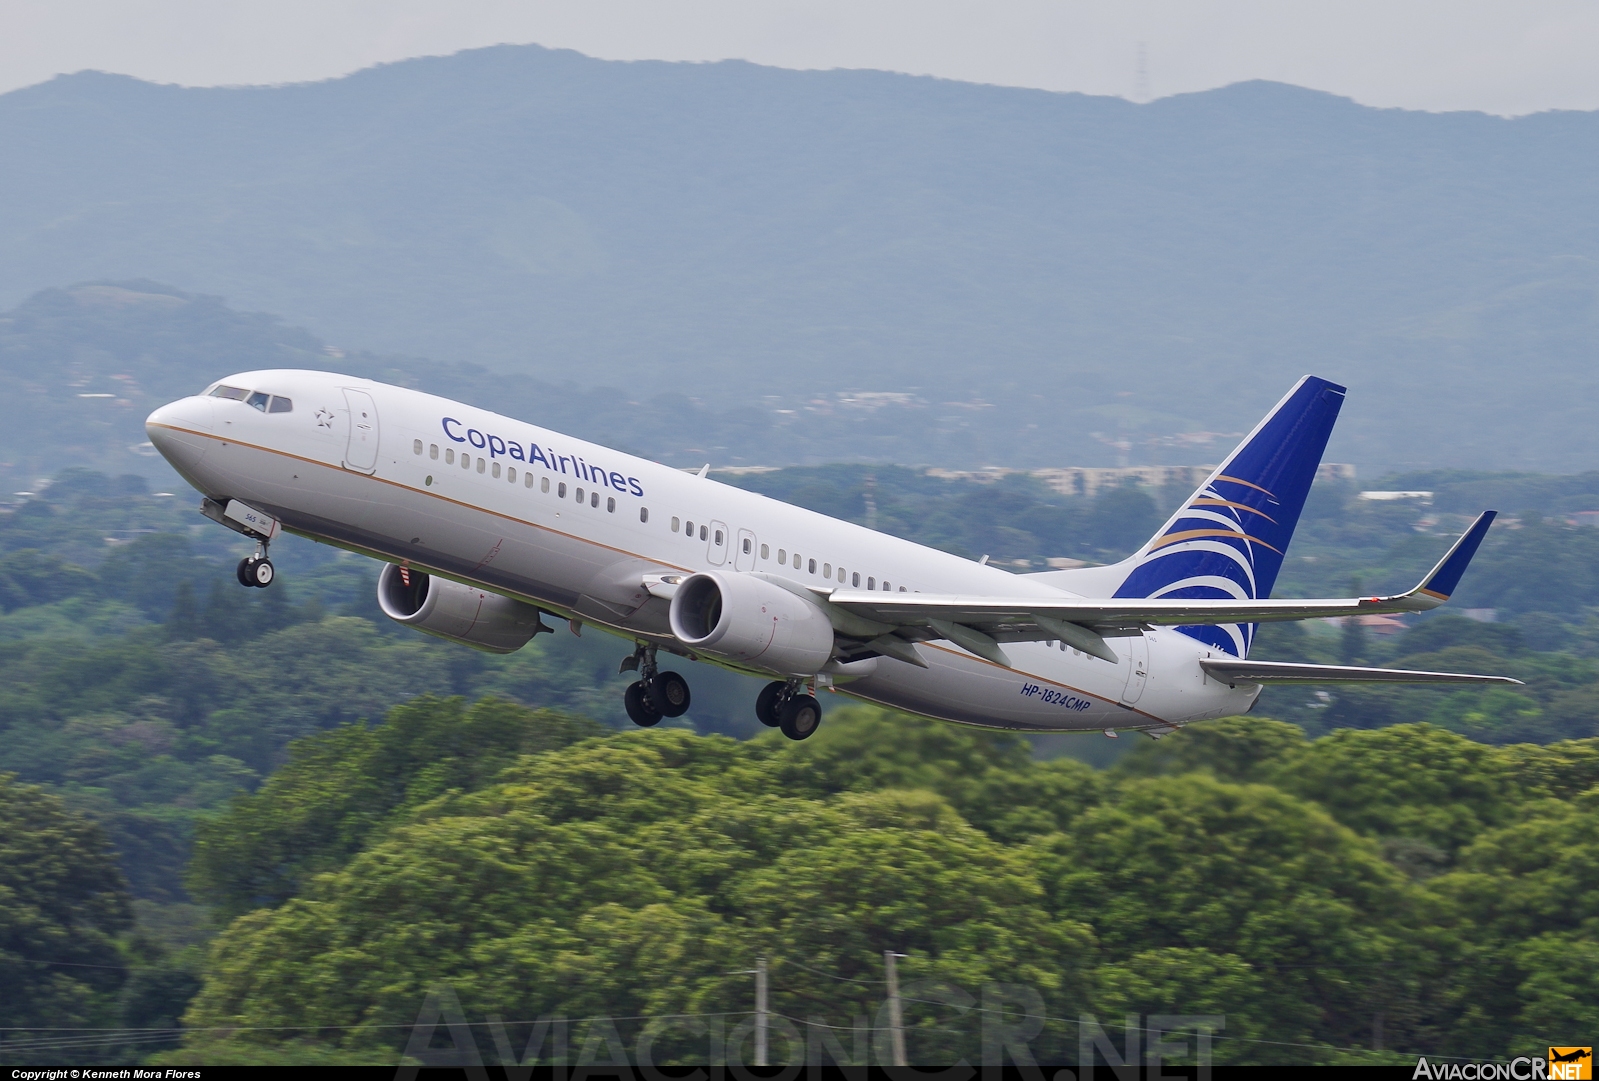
[828,511,1500,634]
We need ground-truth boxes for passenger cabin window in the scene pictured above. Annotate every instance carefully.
[792,552,801,568]
[445,448,455,465]
[823,563,831,577]
[558,482,567,498]
[699,525,708,541]
[507,467,516,483]
[592,492,600,508]
[430,444,439,460]
[777,549,786,562]
[268,396,293,413]
[476,458,485,474]
[760,544,769,559]
[462,454,471,470]
[838,567,846,583]
[883,581,891,591]
[413,439,423,455]
[209,385,249,400]
[640,507,649,523]
[899,586,907,592]
[247,391,270,412]
[606,495,614,512]
[671,517,680,532]
[808,559,817,574]
[540,477,548,492]
[852,572,860,587]
[492,462,501,479]
[714,528,723,545]
[868,577,875,590]
[685,520,694,536]
[742,538,752,554]
[576,487,585,503]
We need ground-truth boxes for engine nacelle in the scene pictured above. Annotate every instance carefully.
[669,571,835,675]
[376,563,549,654]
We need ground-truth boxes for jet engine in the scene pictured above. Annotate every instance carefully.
[376,563,549,654]
[669,571,835,675]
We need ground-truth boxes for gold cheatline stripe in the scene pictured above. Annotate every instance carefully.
[1190,498,1276,523]
[920,642,1165,724]
[1150,528,1283,555]
[1213,474,1276,498]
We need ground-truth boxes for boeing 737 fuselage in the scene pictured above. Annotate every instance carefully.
[146,371,1516,740]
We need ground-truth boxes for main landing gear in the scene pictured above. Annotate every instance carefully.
[235,542,274,588]
[621,645,691,727]
[756,680,822,741]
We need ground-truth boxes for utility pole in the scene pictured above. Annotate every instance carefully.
[884,950,907,1066]
[755,956,768,1066]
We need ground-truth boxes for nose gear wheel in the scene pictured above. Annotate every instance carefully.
[237,555,274,588]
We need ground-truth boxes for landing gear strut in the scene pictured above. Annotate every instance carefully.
[621,644,692,727]
[236,541,274,588]
[757,680,822,741]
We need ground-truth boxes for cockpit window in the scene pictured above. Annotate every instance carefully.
[247,391,271,411]
[268,396,293,413]
[209,385,249,400]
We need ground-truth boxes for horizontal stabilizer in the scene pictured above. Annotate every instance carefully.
[1201,658,1522,686]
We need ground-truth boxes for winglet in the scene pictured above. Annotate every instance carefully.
[1392,511,1497,611]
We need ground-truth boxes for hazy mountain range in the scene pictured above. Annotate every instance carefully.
[2,45,1597,473]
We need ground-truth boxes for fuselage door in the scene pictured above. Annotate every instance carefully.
[342,389,380,473]
[734,528,758,572]
[1119,634,1149,706]
[706,520,729,566]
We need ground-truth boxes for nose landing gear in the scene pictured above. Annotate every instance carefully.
[756,679,822,741]
[236,542,274,588]
[621,645,692,727]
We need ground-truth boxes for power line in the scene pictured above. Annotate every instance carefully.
[778,958,885,984]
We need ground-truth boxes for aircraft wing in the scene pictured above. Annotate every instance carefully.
[1200,659,1521,686]
[824,511,1498,667]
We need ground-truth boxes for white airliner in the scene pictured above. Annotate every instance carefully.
[145,372,1516,740]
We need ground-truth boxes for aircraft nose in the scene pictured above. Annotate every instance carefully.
[145,396,214,470]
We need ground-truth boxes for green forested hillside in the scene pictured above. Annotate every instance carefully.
[3,48,1598,473]
[146,708,1599,1065]
[6,464,1599,1064]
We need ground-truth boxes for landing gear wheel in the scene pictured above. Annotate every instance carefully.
[649,671,691,717]
[778,694,822,741]
[624,680,662,727]
[238,556,274,588]
[755,682,785,727]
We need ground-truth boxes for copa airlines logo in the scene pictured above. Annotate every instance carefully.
[441,418,644,498]
[1113,474,1285,658]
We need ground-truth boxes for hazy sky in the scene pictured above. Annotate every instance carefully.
[5,0,1599,115]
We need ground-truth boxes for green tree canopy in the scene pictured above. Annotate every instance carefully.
[0,773,132,1048]
[188,696,601,917]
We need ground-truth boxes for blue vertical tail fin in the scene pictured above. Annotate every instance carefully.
[1111,375,1347,657]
